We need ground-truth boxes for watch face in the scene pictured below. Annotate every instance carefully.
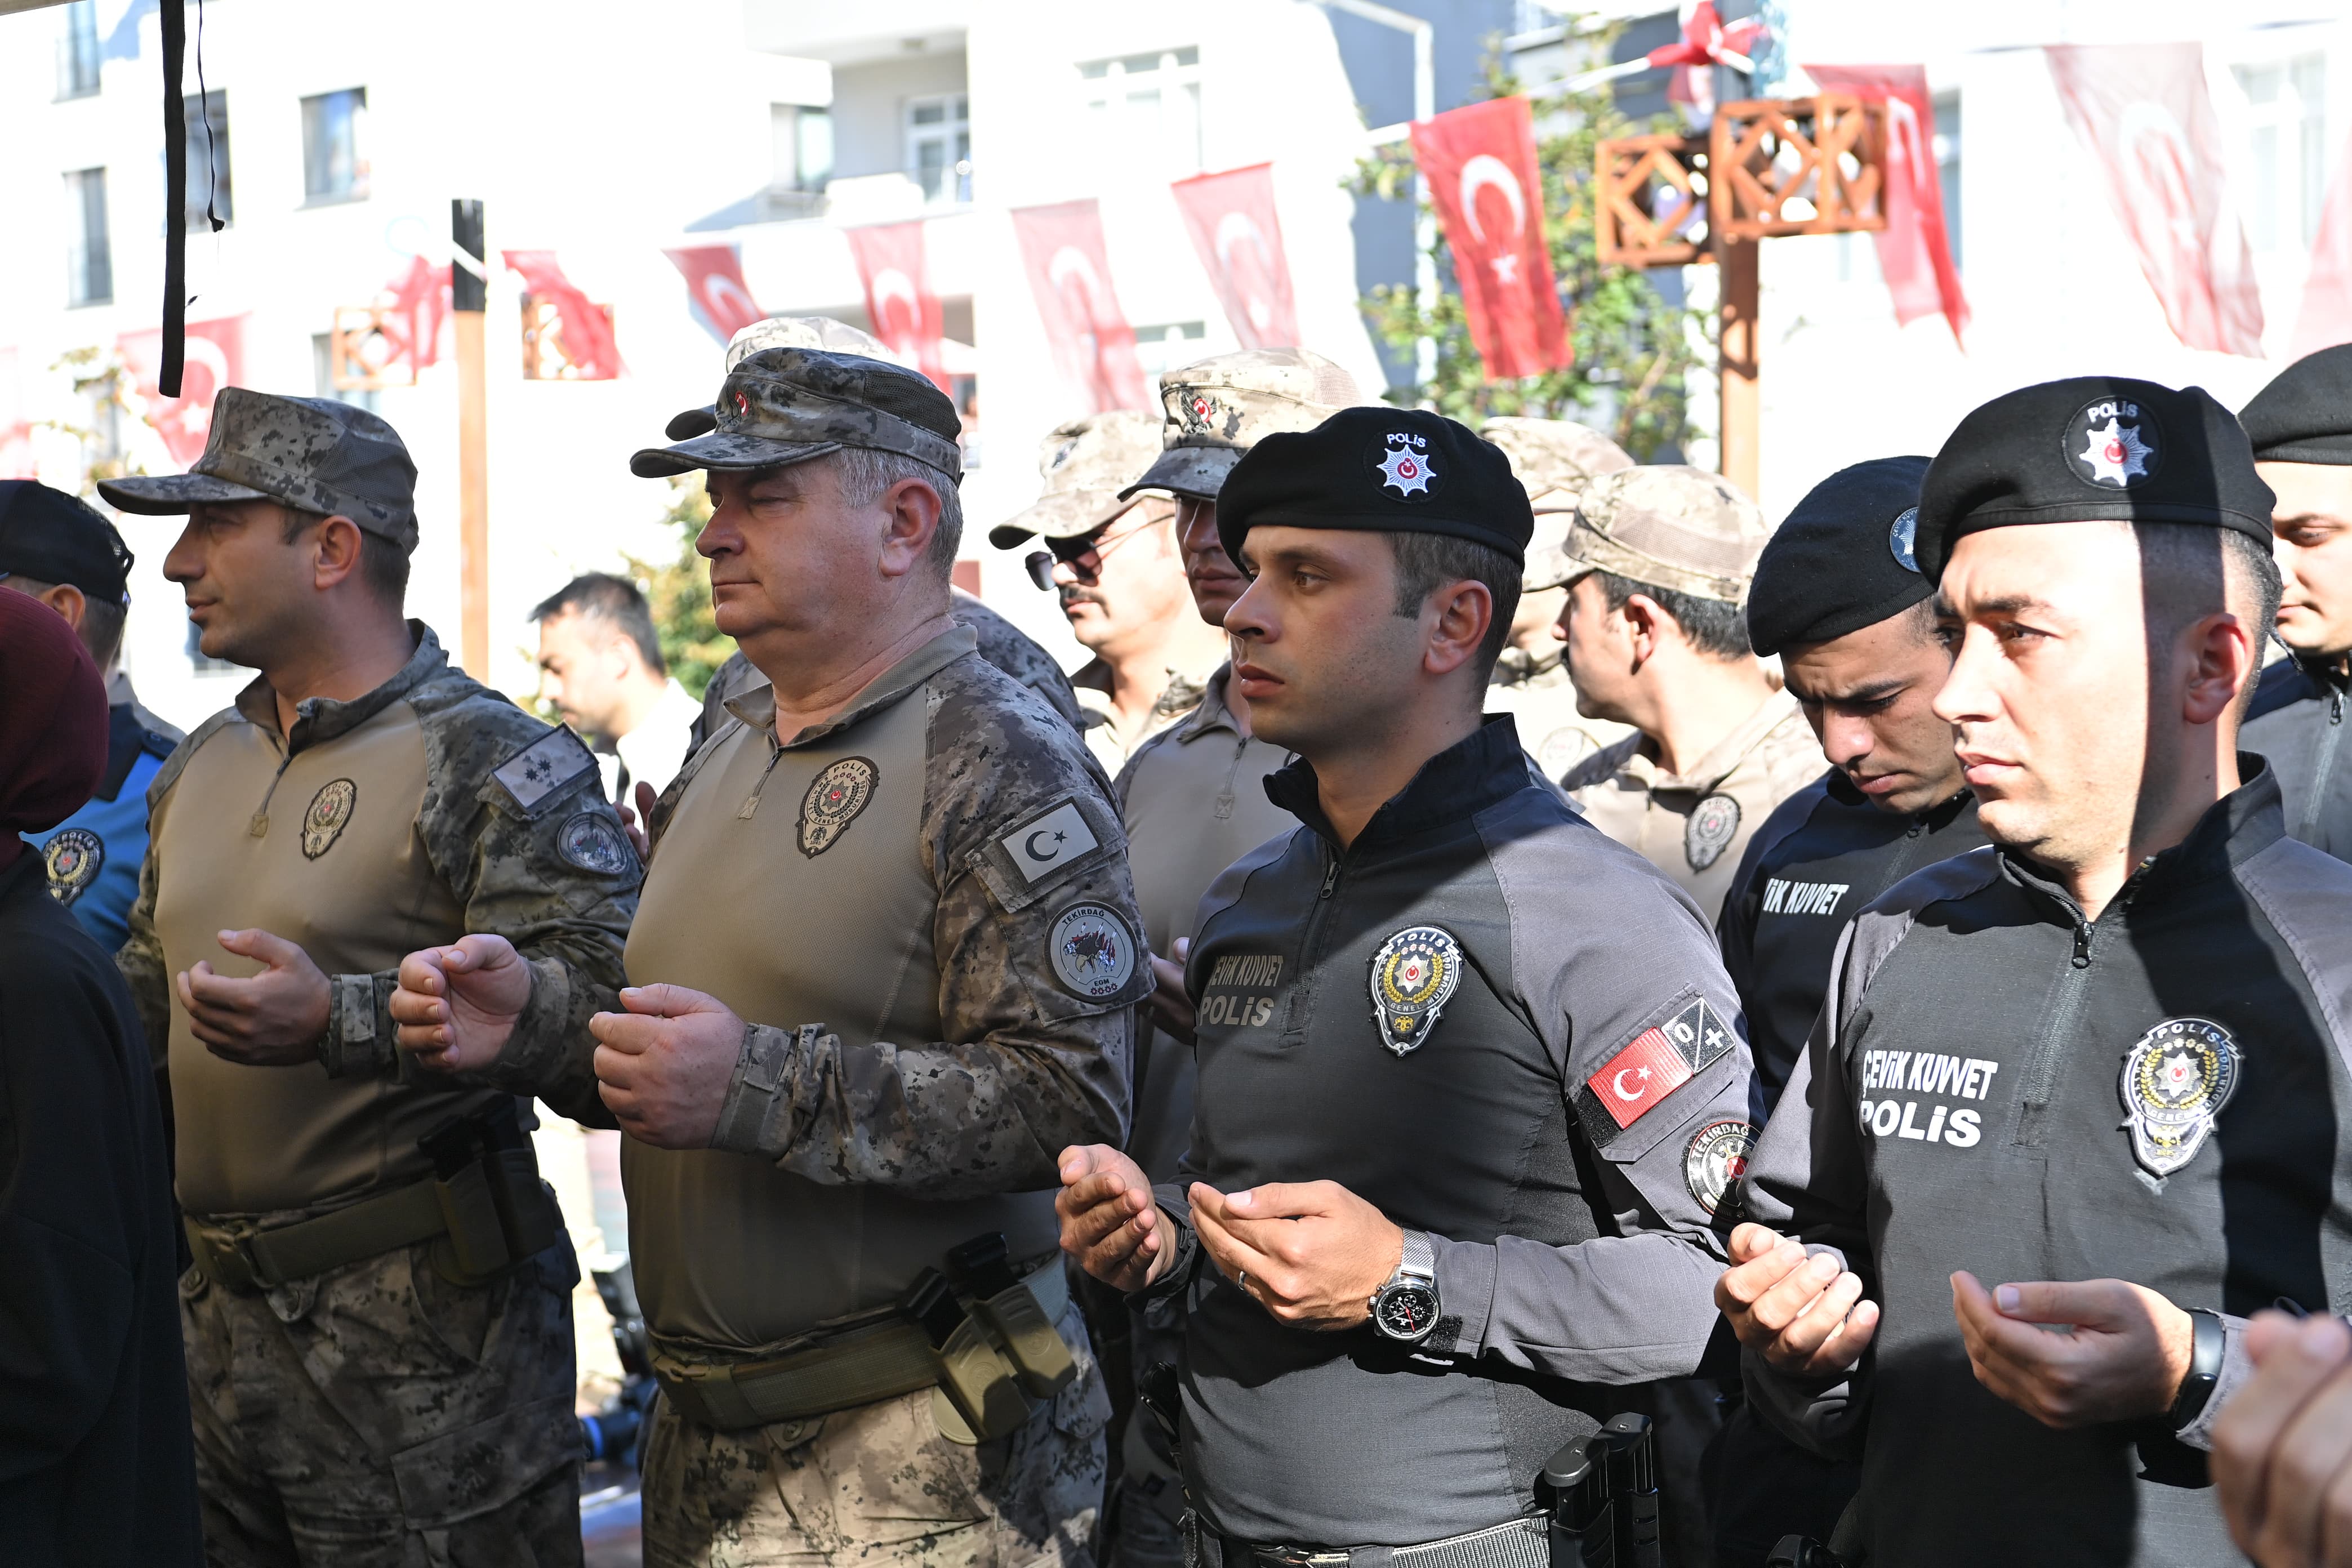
[1375,1283,1440,1341]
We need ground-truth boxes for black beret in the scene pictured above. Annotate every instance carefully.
[1746,456,1932,656]
[1217,406,1532,568]
[0,481,133,604]
[1913,376,2274,582]
[2241,345,2352,465]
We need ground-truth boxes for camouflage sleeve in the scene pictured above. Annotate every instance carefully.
[707,665,1148,1195]
[114,825,172,1071]
[952,594,1085,730]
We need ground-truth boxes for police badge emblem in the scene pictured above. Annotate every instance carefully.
[1683,1119,1757,1217]
[1050,902,1138,999]
[2119,1017,2240,1178]
[1369,925,1463,1055]
[799,757,878,857]
[301,779,358,859]
[1888,507,1921,573]
[1685,792,1741,871]
[42,827,103,906]
[2065,396,2163,489]
[1373,432,1439,500]
[558,811,636,875]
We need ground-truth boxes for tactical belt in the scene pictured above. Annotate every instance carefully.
[1196,1515,1552,1568]
[652,1255,1071,1437]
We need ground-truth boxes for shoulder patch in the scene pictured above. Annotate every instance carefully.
[1003,799,1100,883]
[1049,901,1139,999]
[963,790,1124,915]
[558,810,638,876]
[1575,996,1736,1148]
[42,827,104,905]
[492,727,599,816]
[1684,1119,1756,1217]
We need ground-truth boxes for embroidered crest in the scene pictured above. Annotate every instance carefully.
[2119,1017,2239,1178]
[1889,506,1921,573]
[1050,902,1138,999]
[999,799,1102,885]
[1684,1119,1756,1217]
[1685,792,1741,871]
[42,827,103,905]
[734,390,751,415]
[1368,925,1463,1055]
[1373,431,1438,500]
[799,757,878,857]
[558,811,636,875]
[2066,396,2163,489]
[301,778,358,860]
[1179,391,1223,438]
[492,728,598,814]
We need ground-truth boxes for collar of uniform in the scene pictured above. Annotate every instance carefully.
[1618,685,1801,796]
[733,623,979,749]
[1264,712,1529,850]
[1171,663,1245,743]
[1489,644,1565,688]
[1997,754,2284,918]
[2289,650,2352,690]
[232,620,445,753]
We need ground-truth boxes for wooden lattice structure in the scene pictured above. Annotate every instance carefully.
[329,304,416,391]
[519,296,618,381]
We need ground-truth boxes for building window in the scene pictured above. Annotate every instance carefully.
[1933,92,1961,272]
[56,1,101,100]
[311,333,380,415]
[1133,321,1207,377]
[65,168,112,308]
[184,90,233,229]
[2236,55,2327,253]
[771,103,834,192]
[1079,47,1202,178]
[906,94,970,206]
[301,87,369,205]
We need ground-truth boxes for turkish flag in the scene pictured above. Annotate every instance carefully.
[1410,97,1571,381]
[663,245,766,348]
[2289,131,2352,360]
[1806,64,1971,348]
[503,251,625,380]
[1009,199,1150,413]
[1585,1023,1695,1132]
[843,222,950,393]
[385,255,450,373]
[2045,44,2264,357]
[117,314,247,466]
[1170,164,1300,350]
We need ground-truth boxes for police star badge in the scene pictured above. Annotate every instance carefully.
[2119,1017,2240,1178]
[1683,1119,1756,1218]
[41,826,103,905]
[301,778,358,860]
[1369,925,1463,1055]
[1685,792,1740,871]
[799,756,878,857]
[1374,431,1438,500]
[1050,902,1139,999]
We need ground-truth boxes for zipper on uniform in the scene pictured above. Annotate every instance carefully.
[2302,680,2345,843]
[1281,847,1345,1041]
[2013,917,2096,1146]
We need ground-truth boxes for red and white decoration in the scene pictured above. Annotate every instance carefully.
[385,255,451,375]
[843,221,951,393]
[663,246,767,349]
[117,314,248,465]
[1585,1023,1695,1132]
[1806,63,1971,348]
[1008,199,1150,413]
[1169,164,1300,351]
[502,251,626,380]
[1409,97,1572,381]
[1569,1,1765,118]
[0,349,30,479]
[2291,130,2352,360]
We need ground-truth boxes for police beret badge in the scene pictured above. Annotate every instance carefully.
[2120,1017,2239,1178]
[1373,431,1441,501]
[302,779,358,860]
[2065,395,2162,490]
[1683,1119,1756,1218]
[1685,792,1741,871]
[799,757,877,858]
[42,827,103,906]
[1049,902,1138,999]
[1369,925,1462,1055]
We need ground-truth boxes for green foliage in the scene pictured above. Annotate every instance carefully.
[622,476,734,700]
[44,345,146,487]
[1350,26,1707,459]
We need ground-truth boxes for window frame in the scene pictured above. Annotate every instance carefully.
[300,86,371,207]
[65,167,113,309]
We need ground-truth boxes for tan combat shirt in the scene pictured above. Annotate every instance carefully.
[625,626,1150,1352]
[118,625,637,1218]
[1562,686,1822,922]
[1484,648,1634,783]
[1113,664,1297,1180]
[1073,657,1211,776]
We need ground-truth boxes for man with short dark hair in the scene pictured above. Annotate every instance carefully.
[1059,407,1756,1565]
[532,571,702,803]
[0,480,183,950]
[1557,467,1820,919]
[99,387,638,1566]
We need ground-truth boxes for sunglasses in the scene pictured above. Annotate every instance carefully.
[1023,516,1157,591]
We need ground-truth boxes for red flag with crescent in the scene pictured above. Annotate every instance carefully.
[502,251,626,380]
[1409,97,1570,381]
[1170,164,1300,351]
[843,221,950,393]
[1009,199,1150,412]
[117,314,248,465]
[1806,64,1971,348]
[663,245,766,348]
[2044,44,2264,357]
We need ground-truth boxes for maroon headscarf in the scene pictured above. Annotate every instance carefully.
[0,587,108,870]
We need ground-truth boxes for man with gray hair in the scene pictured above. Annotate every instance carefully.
[397,346,1153,1568]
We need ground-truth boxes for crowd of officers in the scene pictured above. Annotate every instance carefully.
[9,318,2352,1568]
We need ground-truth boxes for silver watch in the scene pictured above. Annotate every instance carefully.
[1370,1230,1440,1343]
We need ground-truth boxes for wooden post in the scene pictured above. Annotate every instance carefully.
[1717,237,1761,499]
[451,199,489,681]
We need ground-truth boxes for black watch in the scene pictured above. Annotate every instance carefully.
[2168,1308,2227,1432]
[1371,1230,1440,1343]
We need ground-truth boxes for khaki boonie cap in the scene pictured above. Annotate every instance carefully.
[99,387,420,553]
[665,317,903,440]
[1540,465,1769,602]
[988,411,1163,548]
[1480,418,1636,512]
[1122,348,1361,501]
[632,346,962,482]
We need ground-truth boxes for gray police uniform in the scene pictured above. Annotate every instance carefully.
[2243,656,2352,858]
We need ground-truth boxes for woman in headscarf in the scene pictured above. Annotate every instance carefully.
[0,589,199,1563]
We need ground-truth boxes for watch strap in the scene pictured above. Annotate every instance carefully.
[2169,1308,2226,1432]
[1397,1228,1435,1282]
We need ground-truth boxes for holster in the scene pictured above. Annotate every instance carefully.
[1540,1413,1660,1568]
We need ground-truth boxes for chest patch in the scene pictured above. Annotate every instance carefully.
[1684,1119,1756,1217]
[1762,878,1850,916]
[1049,902,1138,999]
[492,727,598,814]
[2120,1017,2240,1178]
[1368,925,1463,1056]
[42,826,103,905]
[301,779,358,859]
[1685,792,1740,871]
[559,810,636,875]
[1580,996,1735,1141]
[799,757,879,857]
[1199,952,1285,1030]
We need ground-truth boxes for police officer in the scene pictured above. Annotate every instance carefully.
[0,480,182,951]
[2239,345,2352,856]
[1557,468,1821,920]
[1723,377,2345,1567]
[1059,408,1756,1565]
[400,346,1152,1567]
[1476,418,1635,779]
[100,389,638,1563]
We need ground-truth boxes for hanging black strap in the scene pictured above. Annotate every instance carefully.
[159,0,187,398]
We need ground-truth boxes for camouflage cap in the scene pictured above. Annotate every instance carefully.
[632,345,962,482]
[1480,417,1636,512]
[1121,348,1361,501]
[1538,465,1769,602]
[664,317,902,440]
[97,387,420,553]
[988,411,1164,548]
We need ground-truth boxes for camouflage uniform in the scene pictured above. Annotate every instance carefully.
[625,349,1151,1568]
[100,390,638,1566]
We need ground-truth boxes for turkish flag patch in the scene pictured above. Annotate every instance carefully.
[1576,998,1736,1147]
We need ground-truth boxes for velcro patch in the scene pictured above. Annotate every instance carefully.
[492,728,598,816]
[1003,800,1101,883]
[965,791,1122,914]
[1575,997,1734,1148]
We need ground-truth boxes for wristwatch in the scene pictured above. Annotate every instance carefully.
[2168,1308,2228,1432]
[1370,1230,1441,1343]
